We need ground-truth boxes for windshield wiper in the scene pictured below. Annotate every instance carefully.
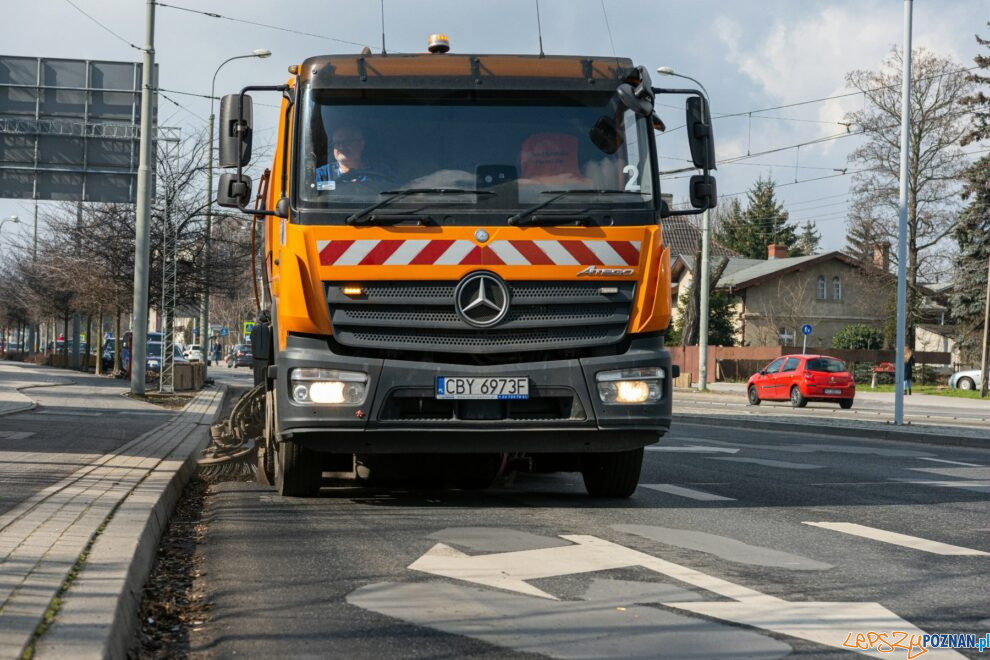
[346,188,494,225]
[507,189,644,226]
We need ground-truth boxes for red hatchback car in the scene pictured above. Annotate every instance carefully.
[747,354,856,409]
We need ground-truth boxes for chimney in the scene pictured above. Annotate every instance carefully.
[872,241,890,270]
[767,244,788,260]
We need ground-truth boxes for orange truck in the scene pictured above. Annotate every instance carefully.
[216,36,716,497]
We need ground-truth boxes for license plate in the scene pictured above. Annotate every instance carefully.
[824,388,842,395]
[436,377,529,400]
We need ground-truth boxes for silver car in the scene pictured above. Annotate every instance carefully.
[948,369,982,390]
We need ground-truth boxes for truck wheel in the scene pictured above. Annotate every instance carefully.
[275,440,322,497]
[581,447,643,498]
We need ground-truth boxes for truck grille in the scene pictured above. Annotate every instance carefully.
[326,280,633,354]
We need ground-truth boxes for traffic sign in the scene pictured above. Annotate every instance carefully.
[218,327,229,338]
[243,321,256,337]
[801,324,813,336]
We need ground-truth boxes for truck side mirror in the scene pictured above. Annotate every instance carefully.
[219,94,253,168]
[689,174,717,209]
[217,173,253,208]
[685,96,716,171]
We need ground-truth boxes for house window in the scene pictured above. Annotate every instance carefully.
[778,327,794,345]
[816,276,826,300]
[832,276,842,300]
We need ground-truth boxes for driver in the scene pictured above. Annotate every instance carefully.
[315,125,392,189]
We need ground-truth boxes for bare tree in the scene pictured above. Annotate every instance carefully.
[844,47,974,343]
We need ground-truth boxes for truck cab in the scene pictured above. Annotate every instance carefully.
[216,43,716,497]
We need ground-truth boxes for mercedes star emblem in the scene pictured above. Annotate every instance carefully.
[454,272,510,328]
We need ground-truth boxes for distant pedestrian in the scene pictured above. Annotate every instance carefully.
[212,342,221,366]
[903,348,915,395]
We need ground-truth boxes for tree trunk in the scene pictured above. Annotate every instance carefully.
[114,309,122,373]
[62,311,69,368]
[84,315,92,372]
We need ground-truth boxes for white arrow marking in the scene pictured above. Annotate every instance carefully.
[646,445,740,453]
[409,534,965,657]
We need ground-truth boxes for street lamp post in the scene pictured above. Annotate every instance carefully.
[657,67,714,391]
[0,215,20,258]
[0,215,19,237]
[201,49,270,365]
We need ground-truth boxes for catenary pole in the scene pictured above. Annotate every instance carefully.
[130,0,156,395]
[893,0,912,424]
[979,251,989,398]
[698,209,711,389]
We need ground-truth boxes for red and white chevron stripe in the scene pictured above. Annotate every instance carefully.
[316,239,641,267]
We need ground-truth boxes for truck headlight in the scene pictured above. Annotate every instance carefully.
[596,367,664,404]
[290,368,368,405]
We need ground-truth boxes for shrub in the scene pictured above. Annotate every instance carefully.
[832,324,884,350]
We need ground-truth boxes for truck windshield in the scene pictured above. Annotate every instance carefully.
[296,87,654,221]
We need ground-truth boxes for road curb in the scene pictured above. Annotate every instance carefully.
[674,413,988,448]
[32,384,228,660]
[0,376,76,417]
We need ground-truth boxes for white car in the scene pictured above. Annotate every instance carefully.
[184,344,204,362]
[948,369,982,390]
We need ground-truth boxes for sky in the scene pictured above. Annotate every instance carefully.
[0,0,987,255]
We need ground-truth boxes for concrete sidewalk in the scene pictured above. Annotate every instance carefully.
[0,382,225,659]
[0,363,75,416]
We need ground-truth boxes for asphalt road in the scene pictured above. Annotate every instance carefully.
[0,367,171,517]
[190,423,990,659]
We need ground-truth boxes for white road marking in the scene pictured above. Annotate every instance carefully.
[709,457,823,470]
[408,534,962,657]
[916,457,984,468]
[646,445,740,454]
[639,484,736,501]
[802,522,990,556]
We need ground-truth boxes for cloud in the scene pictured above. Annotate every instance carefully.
[714,3,971,148]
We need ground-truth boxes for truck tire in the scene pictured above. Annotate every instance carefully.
[581,447,644,498]
[275,440,322,497]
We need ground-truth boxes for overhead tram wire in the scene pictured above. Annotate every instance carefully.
[62,0,142,51]
[155,1,375,51]
[657,65,980,136]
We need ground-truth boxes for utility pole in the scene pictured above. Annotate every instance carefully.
[697,209,711,390]
[893,0,912,425]
[979,251,990,398]
[130,0,156,395]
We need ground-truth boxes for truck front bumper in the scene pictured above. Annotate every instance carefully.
[274,334,671,453]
